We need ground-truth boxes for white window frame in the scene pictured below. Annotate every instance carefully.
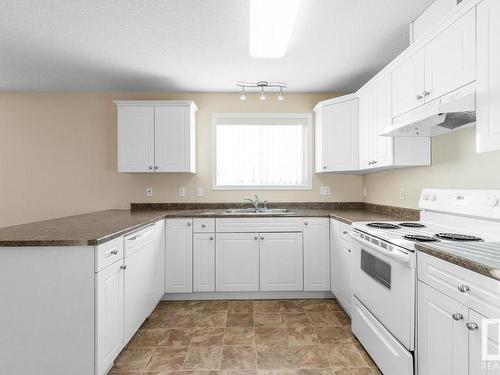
[212,113,313,191]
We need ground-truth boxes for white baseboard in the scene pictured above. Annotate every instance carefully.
[161,291,334,301]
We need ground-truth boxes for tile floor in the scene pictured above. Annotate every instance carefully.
[110,299,381,375]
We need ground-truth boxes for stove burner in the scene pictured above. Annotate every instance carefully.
[403,234,438,242]
[435,233,483,241]
[367,222,401,229]
[399,222,426,228]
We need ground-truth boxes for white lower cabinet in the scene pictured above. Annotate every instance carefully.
[469,309,500,375]
[216,233,260,292]
[153,219,166,301]
[95,261,124,375]
[303,218,330,291]
[193,233,216,292]
[418,281,468,375]
[165,218,193,293]
[330,219,352,315]
[260,232,303,291]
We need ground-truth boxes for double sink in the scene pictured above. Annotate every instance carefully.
[224,208,293,215]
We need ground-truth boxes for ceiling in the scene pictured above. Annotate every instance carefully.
[0,0,434,92]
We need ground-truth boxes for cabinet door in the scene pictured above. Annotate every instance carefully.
[392,49,425,118]
[153,220,166,302]
[155,106,195,172]
[319,99,359,172]
[372,75,394,168]
[417,282,468,375]
[469,309,500,375]
[477,0,500,153]
[193,233,215,292]
[330,219,340,296]
[165,219,193,293]
[216,233,259,292]
[303,218,330,291]
[358,89,374,170]
[335,239,352,315]
[424,8,476,102]
[117,105,155,172]
[260,232,303,291]
[95,262,124,375]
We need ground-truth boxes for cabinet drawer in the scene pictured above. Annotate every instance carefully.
[194,218,215,232]
[216,217,302,233]
[418,252,500,318]
[95,237,124,272]
[339,223,352,242]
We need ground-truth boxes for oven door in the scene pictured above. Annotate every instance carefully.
[351,230,415,350]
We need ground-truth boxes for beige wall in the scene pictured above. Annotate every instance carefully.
[363,126,500,208]
[0,92,363,227]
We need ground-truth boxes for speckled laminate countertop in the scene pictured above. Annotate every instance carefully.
[416,242,500,281]
[0,203,419,247]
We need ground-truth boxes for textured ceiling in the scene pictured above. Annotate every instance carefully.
[0,0,434,92]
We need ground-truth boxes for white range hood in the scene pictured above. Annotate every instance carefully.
[379,83,476,137]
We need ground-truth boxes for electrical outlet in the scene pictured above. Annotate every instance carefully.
[146,187,153,197]
[179,187,186,198]
[320,186,331,196]
[363,187,367,197]
[399,186,406,200]
[197,186,204,197]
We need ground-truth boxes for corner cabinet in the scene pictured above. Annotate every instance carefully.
[359,74,431,171]
[115,100,197,173]
[314,94,359,172]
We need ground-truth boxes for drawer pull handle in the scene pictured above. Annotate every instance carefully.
[343,231,349,235]
[458,284,470,293]
[466,321,478,330]
[120,265,127,270]
[452,313,463,321]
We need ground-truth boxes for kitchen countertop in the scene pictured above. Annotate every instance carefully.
[416,242,500,281]
[0,204,419,247]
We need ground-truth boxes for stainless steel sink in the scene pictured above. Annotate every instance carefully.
[224,208,292,215]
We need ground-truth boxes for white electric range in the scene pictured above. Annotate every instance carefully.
[350,188,500,375]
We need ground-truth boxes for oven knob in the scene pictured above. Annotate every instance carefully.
[428,194,437,201]
[422,193,429,201]
[488,197,499,207]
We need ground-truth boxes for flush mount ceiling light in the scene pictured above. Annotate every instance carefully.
[249,0,301,59]
[237,81,287,101]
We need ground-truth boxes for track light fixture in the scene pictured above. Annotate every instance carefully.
[236,81,287,101]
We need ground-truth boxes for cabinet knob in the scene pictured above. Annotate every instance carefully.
[423,91,431,97]
[154,166,159,170]
[111,249,118,255]
[261,236,264,240]
[254,236,258,240]
[209,236,214,241]
[201,224,206,228]
[373,160,378,164]
[343,231,349,235]
[187,222,192,226]
[457,284,470,293]
[148,166,153,170]
[416,94,423,100]
[323,166,327,170]
[120,264,127,270]
[452,313,463,321]
[466,321,478,331]
[304,222,308,226]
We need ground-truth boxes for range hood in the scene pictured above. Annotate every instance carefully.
[379,83,476,137]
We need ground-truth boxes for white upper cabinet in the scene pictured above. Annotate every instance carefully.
[392,49,426,118]
[392,7,476,119]
[477,0,500,153]
[359,73,431,171]
[115,101,197,173]
[424,8,476,102]
[314,94,359,172]
[117,105,155,172]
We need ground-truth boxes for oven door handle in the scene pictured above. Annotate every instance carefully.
[352,235,411,266]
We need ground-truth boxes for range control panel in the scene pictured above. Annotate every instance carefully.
[419,189,500,220]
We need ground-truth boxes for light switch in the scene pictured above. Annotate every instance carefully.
[320,186,331,196]
[399,186,406,200]
[363,187,367,197]
[179,187,186,197]
[197,186,204,197]
[146,187,153,197]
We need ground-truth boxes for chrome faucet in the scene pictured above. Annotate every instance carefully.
[245,194,263,209]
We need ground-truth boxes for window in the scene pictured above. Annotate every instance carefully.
[213,113,312,190]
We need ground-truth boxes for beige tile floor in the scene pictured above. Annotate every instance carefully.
[110,299,382,375]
